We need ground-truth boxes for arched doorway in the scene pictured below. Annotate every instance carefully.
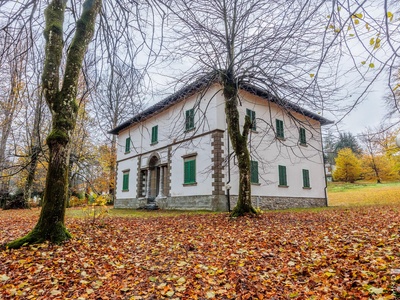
[147,155,160,201]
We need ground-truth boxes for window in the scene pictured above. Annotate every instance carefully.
[278,165,287,186]
[302,169,310,188]
[246,109,256,131]
[185,108,195,131]
[122,171,129,191]
[184,157,196,184]
[125,137,131,153]
[276,119,284,139]
[299,127,307,145]
[250,160,259,184]
[151,125,158,144]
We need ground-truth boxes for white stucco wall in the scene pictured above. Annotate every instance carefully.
[115,156,138,200]
[225,89,326,199]
[169,134,214,196]
[114,83,327,206]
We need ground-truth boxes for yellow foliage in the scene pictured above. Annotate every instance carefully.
[69,196,87,207]
[360,154,400,182]
[333,148,361,183]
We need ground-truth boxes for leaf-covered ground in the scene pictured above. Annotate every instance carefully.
[1,206,400,299]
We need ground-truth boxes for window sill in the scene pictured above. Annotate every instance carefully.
[183,182,197,186]
[124,151,131,154]
[278,185,289,188]
[299,143,308,147]
[122,189,129,192]
[251,182,261,186]
[150,141,158,146]
[250,129,258,133]
[276,137,286,141]
[185,127,195,133]
[303,187,311,189]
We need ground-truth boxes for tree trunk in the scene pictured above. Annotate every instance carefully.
[109,135,117,201]
[0,59,20,195]
[221,72,256,217]
[6,0,101,249]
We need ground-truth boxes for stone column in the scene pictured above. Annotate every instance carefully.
[157,166,164,198]
[145,169,151,198]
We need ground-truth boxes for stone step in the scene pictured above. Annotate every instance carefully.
[144,202,159,210]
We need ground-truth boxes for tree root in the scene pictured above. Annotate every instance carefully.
[230,205,258,218]
[5,223,71,249]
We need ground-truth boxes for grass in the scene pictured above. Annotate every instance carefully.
[328,181,400,207]
[66,206,217,219]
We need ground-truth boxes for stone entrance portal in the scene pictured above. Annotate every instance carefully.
[143,155,167,206]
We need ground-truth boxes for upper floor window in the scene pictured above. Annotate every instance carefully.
[299,127,307,145]
[185,108,195,131]
[151,125,158,144]
[246,109,256,131]
[125,137,131,153]
[276,119,284,139]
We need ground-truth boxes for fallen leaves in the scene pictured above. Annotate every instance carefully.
[1,205,400,299]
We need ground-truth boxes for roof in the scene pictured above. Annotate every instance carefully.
[109,73,333,135]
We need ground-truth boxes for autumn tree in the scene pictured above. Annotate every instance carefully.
[333,148,362,183]
[0,29,26,197]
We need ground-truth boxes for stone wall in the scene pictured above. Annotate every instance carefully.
[115,195,227,211]
[115,195,326,211]
[229,195,326,210]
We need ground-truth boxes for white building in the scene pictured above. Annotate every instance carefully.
[109,75,333,211]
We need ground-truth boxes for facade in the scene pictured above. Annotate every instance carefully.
[109,76,333,211]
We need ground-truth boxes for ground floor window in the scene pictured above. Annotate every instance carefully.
[302,169,310,188]
[184,156,196,184]
[250,160,259,184]
[278,165,287,186]
[122,171,130,191]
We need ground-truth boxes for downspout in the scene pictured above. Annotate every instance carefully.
[320,126,328,207]
[226,130,231,212]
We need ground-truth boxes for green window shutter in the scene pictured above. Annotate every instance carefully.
[278,165,287,186]
[151,125,158,144]
[299,128,306,145]
[122,172,129,191]
[246,109,256,131]
[184,158,196,184]
[125,137,131,153]
[276,119,284,138]
[303,169,310,188]
[185,109,194,130]
[250,160,259,184]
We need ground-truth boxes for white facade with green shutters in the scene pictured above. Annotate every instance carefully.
[110,76,332,211]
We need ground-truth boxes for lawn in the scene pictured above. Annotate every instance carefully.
[328,181,400,207]
[1,206,400,299]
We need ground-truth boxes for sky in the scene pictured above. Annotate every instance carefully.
[324,79,389,135]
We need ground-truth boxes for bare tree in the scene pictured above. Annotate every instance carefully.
[163,0,345,216]
[1,0,163,248]
[360,128,382,183]
[93,62,144,199]
[6,0,102,248]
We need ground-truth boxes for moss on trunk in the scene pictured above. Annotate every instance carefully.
[5,0,101,249]
[221,71,256,217]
